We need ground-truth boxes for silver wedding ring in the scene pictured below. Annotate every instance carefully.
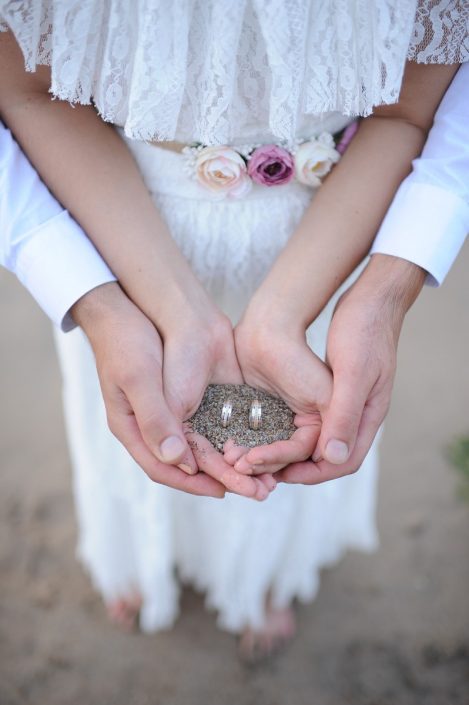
[249,399,262,430]
[220,399,233,428]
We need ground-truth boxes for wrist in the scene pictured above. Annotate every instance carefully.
[71,281,137,338]
[361,254,426,312]
[241,288,307,338]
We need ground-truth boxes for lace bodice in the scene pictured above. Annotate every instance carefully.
[1,0,468,145]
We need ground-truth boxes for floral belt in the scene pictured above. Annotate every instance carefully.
[181,121,358,200]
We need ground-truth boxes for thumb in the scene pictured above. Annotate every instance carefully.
[315,368,371,465]
[125,376,196,472]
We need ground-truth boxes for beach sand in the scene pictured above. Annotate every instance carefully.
[1,244,468,705]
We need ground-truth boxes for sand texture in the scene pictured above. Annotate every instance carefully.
[188,383,296,450]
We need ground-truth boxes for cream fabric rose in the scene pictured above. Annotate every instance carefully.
[294,133,340,187]
[195,146,252,199]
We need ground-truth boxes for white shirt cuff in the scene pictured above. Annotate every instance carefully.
[371,180,469,287]
[14,210,117,331]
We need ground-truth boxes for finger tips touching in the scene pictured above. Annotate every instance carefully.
[189,432,260,499]
[223,439,249,466]
[253,477,270,501]
[233,455,255,475]
[241,425,320,472]
[256,473,277,493]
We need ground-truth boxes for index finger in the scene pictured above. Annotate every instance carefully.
[234,423,322,475]
[186,431,270,501]
[278,400,384,485]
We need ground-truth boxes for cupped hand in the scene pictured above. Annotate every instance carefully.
[277,254,426,485]
[75,283,274,501]
[72,282,226,498]
[231,310,333,475]
[161,310,277,501]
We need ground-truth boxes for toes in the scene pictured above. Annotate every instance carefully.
[238,630,271,665]
[238,629,284,665]
[238,606,296,665]
[106,594,142,632]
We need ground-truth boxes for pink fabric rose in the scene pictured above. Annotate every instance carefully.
[247,145,294,186]
[195,145,252,199]
[336,120,359,155]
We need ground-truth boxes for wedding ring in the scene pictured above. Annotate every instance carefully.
[220,399,233,428]
[249,399,262,430]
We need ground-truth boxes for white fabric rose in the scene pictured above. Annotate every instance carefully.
[294,133,340,187]
[195,146,252,199]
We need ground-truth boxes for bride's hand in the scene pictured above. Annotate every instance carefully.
[161,308,277,501]
[231,308,332,475]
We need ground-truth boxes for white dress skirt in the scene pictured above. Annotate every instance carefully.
[53,138,379,634]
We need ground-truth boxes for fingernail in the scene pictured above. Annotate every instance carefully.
[312,451,322,463]
[178,463,196,475]
[325,439,349,464]
[159,435,186,462]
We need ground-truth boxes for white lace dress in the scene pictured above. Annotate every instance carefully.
[1,0,467,633]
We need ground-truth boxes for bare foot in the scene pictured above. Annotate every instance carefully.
[106,593,142,632]
[238,601,296,664]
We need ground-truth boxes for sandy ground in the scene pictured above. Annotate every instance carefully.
[1,245,468,705]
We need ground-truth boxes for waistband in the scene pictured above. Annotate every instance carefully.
[118,121,358,201]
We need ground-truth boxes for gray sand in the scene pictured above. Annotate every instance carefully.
[188,383,295,450]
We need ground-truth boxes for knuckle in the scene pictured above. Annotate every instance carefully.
[105,409,122,439]
[139,410,170,439]
[330,413,361,439]
[118,366,143,389]
[119,357,162,389]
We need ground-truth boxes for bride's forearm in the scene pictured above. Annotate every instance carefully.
[247,116,425,330]
[246,62,458,332]
[0,34,215,335]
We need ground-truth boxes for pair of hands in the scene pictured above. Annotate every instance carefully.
[73,254,421,500]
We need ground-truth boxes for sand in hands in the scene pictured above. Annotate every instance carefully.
[188,383,296,451]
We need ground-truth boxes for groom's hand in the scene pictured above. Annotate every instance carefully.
[71,282,226,497]
[278,254,426,485]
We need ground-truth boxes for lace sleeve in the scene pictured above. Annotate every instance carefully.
[408,0,469,63]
